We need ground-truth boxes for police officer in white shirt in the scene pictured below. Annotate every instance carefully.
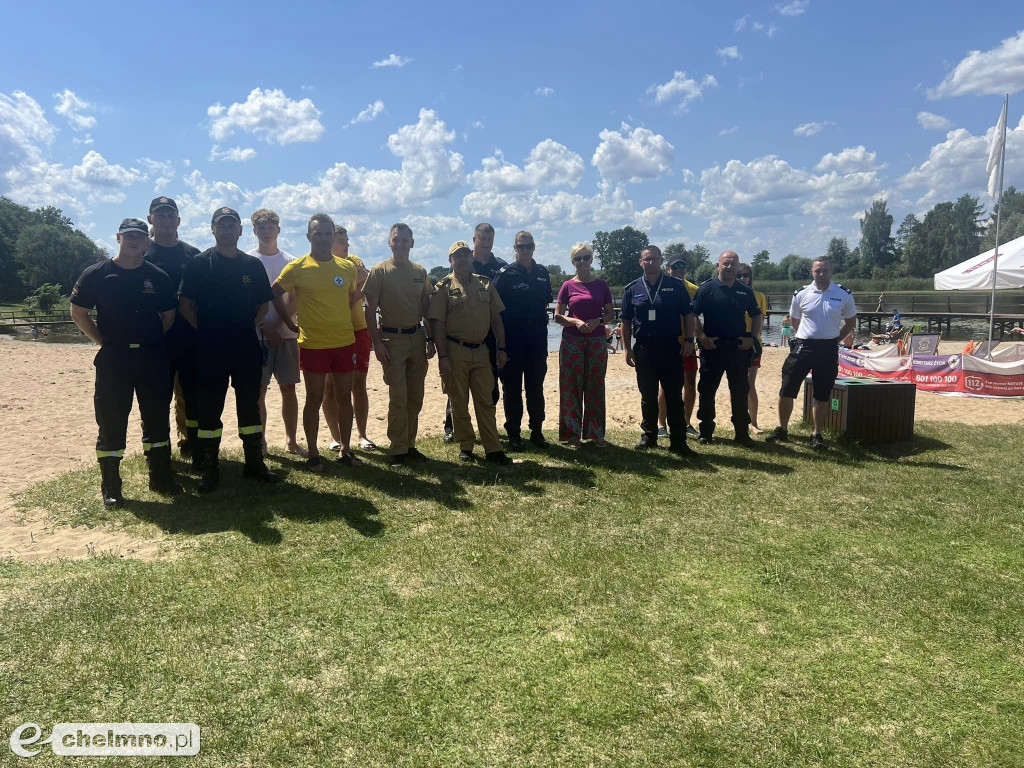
[765,256,857,449]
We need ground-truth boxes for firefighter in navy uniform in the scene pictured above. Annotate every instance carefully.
[493,230,552,450]
[178,207,279,492]
[144,196,201,462]
[70,218,180,507]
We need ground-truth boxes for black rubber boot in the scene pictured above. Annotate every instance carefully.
[147,445,183,495]
[197,438,221,494]
[242,434,280,483]
[187,426,204,471]
[98,456,125,508]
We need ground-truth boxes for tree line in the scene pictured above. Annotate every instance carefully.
[4,186,1023,306]
[0,196,107,305]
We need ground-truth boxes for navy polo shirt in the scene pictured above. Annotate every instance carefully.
[620,274,693,339]
[493,260,552,326]
[691,278,761,339]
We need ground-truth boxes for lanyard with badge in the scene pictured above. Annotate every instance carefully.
[643,275,663,322]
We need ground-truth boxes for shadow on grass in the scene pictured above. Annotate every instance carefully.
[132,459,383,544]
[758,430,966,472]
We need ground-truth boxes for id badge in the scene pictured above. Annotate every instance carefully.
[648,310,656,322]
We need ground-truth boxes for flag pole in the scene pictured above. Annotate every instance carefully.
[987,93,1008,360]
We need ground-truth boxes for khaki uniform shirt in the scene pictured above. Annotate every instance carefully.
[428,273,505,344]
[363,258,430,328]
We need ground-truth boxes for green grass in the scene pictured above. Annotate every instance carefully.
[2,424,1023,767]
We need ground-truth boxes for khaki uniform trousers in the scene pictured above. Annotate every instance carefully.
[441,342,501,453]
[382,329,428,455]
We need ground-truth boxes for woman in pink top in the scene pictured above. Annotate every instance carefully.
[554,242,614,446]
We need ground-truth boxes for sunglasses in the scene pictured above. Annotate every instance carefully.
[515,243,535,251]
[572,255,592,263]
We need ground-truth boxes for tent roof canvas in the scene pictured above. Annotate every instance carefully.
[933,233,1024,290]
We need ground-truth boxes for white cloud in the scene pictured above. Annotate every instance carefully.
[694,154,881,239]
[898,115,1024,207]
[350,100,385,125]
[0,90,55,172]
[592,123,674,183]
[793,120,834,137]
[72,134,94,146]
[535,87,554,97]
[928,30,1024,98]
[917,111,953,131]
[646,71,718,110]
[209,145,257,162]
[372,53,412,69]
[461,180,635,230]
[775,0,809,16]
[734,15,749,31]
[719,126,739,135]
[207,88,324,145]
[814,146,880,174]
[53,89,96,131]
[71,151,141,188]
[261,108,465,214]
[470,140,584,193]
[138,158,175,191]
[768,23,779,37]
[716,46,742,63]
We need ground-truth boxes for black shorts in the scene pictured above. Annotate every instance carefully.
[779,338,839,401]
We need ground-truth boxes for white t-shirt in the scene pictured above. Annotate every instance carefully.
[249,248,298,340]
[790,281,857,340]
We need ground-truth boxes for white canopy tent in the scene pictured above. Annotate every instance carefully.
[933,233,1024,290]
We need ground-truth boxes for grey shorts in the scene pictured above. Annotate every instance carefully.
[261,337,301,389]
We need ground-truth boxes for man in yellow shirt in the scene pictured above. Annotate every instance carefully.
[737,263,769,433]
[364,223,435,465]
[271,213,361,470]
[322,225,376,452]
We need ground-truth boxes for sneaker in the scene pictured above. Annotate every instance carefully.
[686,425,699,437]
[507,435,525,451]
[635,434,656,450]
[657,426,669,438]
[765,427,789,443]
[697,435,714,445]
[335,450,363,466]
[389,454,406,466]
[406,447,428,462]
[443,430,455,444]
[530,431,549,449]
[458,449,474,462]
[486,451,513,465]
[305,455,325,473]
[810,433,826,450]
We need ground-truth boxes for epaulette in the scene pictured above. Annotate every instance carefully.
[835,282,852,294]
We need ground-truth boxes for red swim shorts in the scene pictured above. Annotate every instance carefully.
[299,344,357,374]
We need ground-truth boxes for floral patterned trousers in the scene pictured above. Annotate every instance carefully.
[558,333,608,441]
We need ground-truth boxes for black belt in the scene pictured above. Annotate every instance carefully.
[446,335,483,349]
[794,337,839,347]
[380,325,421,335]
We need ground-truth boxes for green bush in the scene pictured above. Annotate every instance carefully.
[25,282,68,313]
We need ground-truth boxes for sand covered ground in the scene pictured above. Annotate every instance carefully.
[2,335,1022,562]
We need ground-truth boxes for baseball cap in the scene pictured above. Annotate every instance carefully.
[449,240,472,257]
[149,196,178,213]
[211,206,241,224]
[118,218,149,235]
[668,258,686,268]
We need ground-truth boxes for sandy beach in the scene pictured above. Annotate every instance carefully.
[2,335,1022,563]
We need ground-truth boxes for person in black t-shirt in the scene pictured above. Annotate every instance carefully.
[179,207,278,492]
[442,222,507,442]
[145,196,202,462]
[691,251,763,445]
[493,230,552,450]
[70,218,180,508]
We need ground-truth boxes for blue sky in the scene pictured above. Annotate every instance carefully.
[1,0,1023,271]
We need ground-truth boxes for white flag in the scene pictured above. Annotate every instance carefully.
[987,100,1007,201]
